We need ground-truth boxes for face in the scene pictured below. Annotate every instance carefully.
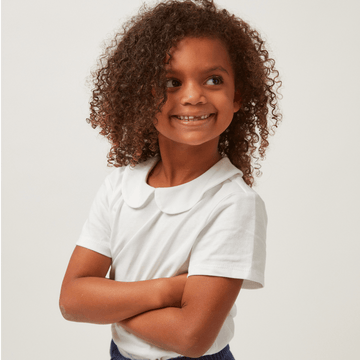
[154,37,240,148]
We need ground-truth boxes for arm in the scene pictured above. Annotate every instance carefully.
[119,275,243,357]
[59,246,186,324]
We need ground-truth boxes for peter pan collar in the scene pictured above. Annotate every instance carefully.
[122,156,242,215]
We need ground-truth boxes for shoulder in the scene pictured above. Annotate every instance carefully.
[104,165,127,188]
[225,174,264,206]
[204,173,267,230]
[93,165,128,208]
[104,157,151,192]
[208,159,265,210]
[101,158,158,210]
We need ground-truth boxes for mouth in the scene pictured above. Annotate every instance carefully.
[172,113,215,122]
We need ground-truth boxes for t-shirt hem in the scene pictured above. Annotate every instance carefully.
[188,264,264,289]
[76,237,111,258]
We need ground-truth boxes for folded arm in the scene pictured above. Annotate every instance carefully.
[59,246,186,324]
[119,275,243,357]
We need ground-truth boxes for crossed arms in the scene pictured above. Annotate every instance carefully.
[59,246,242,357]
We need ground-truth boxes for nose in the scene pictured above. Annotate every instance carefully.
[180,81,207,105]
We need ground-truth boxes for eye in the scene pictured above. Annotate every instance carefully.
[166,79,181,88]
[206,76,223,86]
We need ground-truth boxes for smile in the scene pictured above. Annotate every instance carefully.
[173,113,214,121]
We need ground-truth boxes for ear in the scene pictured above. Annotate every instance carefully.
[233,89,241,113]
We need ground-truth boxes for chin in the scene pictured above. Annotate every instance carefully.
[176,136,220,147]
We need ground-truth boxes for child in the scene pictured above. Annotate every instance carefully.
[60,0,281,359]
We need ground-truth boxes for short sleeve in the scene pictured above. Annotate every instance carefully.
[188,192,267,289]
[76,177,113,258]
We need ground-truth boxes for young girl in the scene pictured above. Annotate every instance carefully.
[60,1,281,359]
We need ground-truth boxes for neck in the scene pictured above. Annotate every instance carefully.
[150,134,221,187]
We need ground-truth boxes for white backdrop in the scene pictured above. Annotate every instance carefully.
[2,0,360,359]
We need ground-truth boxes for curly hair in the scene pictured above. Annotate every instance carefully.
[87,0,281,186]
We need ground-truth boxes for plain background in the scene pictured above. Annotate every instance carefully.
[2,0,360,359]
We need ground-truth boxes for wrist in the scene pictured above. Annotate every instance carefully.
[153,278,172,309]
[154,277,179,309]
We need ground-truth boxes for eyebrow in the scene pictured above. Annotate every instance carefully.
[204,66,229,75]
[166,66,229,75]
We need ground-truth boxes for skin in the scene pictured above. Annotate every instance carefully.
[150,37,240,187]
[60,37,243,357]
[59,246,187,324]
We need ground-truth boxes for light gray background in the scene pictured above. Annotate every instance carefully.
[2,0,360,359]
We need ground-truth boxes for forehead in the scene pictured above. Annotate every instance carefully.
[166,37,232,73]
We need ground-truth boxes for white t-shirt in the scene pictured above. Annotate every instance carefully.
[77,156,267,360]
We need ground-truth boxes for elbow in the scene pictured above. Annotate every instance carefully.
[59,294,72,321]
[181,341,212,358]
[59,302,71,321]
[59,289,78,322]
[59,303,72,322]
[179,328,214,358]
[182,347,210,359]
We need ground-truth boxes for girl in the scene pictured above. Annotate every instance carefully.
[60,1,281,359]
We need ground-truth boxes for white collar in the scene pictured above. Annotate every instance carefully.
[122,156,242,215]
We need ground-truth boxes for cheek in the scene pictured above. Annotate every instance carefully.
[233,101,240,113]
[156,95,174,116]
[153,112,170,133]
[153,99,171,125]
[215,92,237,113]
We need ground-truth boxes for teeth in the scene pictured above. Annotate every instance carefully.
[177,114,212,121]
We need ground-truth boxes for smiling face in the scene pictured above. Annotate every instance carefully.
[154,37,240,148]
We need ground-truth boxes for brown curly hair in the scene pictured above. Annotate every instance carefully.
[87,0,281,186]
